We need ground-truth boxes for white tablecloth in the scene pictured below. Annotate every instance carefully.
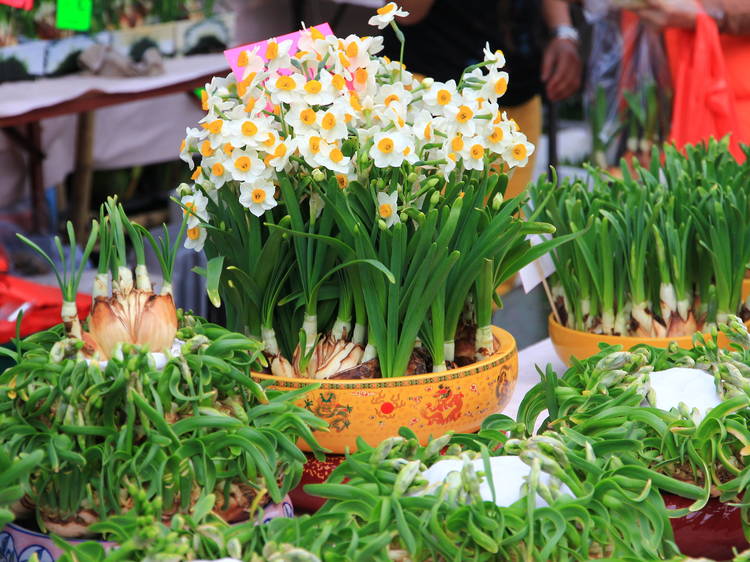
[505,338,566,420]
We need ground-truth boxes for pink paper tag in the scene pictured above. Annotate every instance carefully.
[0,0,33,9]
[223,22,333,81]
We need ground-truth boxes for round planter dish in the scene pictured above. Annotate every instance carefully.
[289,453,346,513]
[252,326,518,454]
[0,496,294,561]
[664,493,749,560]
[548,315,737,366]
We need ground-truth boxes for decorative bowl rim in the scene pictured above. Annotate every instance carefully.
[251,325,517,387]
[548,314,720,346]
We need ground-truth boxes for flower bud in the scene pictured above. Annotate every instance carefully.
[378,219,388,230]
[421,77,434,88]
[311,168,325,182]
[430,190,441,205]
[177,183,192,197]
[492,193,503,211]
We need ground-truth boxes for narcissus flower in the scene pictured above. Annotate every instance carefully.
[368,2,409,29]
[181,191,209,228]
[503,134,535,168]
[376,191,399,228]
[239,180,278,216]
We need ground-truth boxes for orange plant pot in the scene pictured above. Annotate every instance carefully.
[548,315,736,366]
[743,278,750,302]
[252,326,518,454]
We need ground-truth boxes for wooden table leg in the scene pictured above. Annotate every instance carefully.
[72,111,96,237]
[27,122,50,234]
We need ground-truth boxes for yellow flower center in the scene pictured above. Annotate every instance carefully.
[300,108,316,125]
[384,94,399,106]
[252,188,267,203]
[274,143,288,158]
[489,126,504,143]
[242,121,258,137]
[203,120,223,134]
[437,89,452,105]
[187,227,201,240]
[309,136,322,154]
[346,41,359,58]
[310,26,325,40]
[336,174,348,188]
[495,77,508,97]
[456,105,473,123]
[470,144,484,159]
[379,203,393,218]
[180,139,186,152]
[212,162,225,176]
[355,68,368,85]
[330,148,344,163]
[321,113,337,131]
[245,97,257,113]
[183,202,196,215]
[451,135,464,152]
[200,140,214,157]
[263,133,276,147]
[201,90,209,111]
[304,80,322,94]
[223,143,234,156]
[237,79,250,97]
[339,52,350,67]
[512,143,527,160]
[332,74,346,91]
[424,123,432,140]
[237,50,249,67]
[266,40,279,59]
[235,156,251,171]
[377,138,394,154]
[350,92,363,111]
[377,3,396,15]
[191,166,202,180]
[275,76,295,91]
[403,146,411,156]
[448,152,457,162]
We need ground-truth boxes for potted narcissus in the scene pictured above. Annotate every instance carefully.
[518,316,750,560]
[177,2,574,461]
[530,140,750,365]
[58,425,682,561]
[0,200,323,560]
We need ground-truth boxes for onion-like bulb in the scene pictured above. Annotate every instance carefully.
[88,291,178,359]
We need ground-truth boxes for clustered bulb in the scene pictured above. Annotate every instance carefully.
[178,2,534,252]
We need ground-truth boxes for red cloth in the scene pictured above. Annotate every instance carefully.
[665,13,748,161]
[0,274,91,342]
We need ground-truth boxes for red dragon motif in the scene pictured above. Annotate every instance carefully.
[420,384,464,426]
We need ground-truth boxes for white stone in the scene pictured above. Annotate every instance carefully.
[421,455,572,508]
[648,367,722,422]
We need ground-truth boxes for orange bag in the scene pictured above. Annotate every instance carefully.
[665,13,746,161]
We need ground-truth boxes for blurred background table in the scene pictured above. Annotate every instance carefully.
[0,53,229,234]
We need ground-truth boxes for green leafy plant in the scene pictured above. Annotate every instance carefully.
[518,316,750,527]
[1,204,326,538]
[531,139,750,337]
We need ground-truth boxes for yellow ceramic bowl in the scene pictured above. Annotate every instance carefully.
[548,315,735,366]
[252,326,518,454]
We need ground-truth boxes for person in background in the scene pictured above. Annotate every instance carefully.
[627,0,750,149]
[383,0,583,199]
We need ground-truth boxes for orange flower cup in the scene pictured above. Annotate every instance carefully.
[548,315,738,366]
[251,326,518,454]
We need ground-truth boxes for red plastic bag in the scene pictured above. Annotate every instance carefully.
[665,13,746,161]
[0,274,91,343]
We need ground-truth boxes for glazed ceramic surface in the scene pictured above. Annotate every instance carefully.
[0,496,293,562]
[664,493,749,560]
[290,454,346,514]
[252,326,518,454]
[548,315,736,366]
